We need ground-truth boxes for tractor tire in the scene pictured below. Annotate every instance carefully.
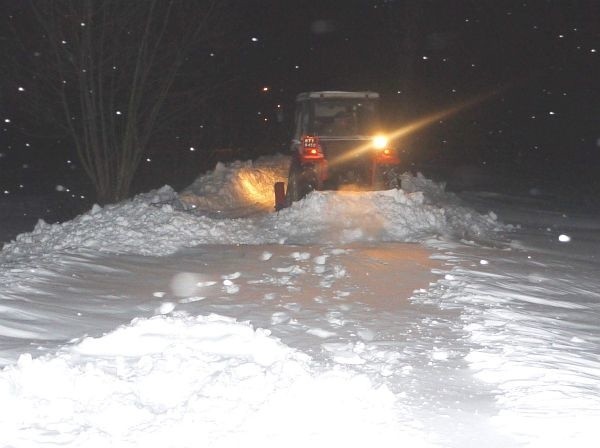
[286,162,319,204]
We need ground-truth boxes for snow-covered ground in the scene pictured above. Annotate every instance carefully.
[1,155,599,447]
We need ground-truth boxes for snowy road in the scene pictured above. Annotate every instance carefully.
[0,243,439,364]
[1,156,599,447]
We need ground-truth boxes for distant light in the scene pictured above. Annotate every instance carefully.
[17,87,25,92]
[189,147,196,151]
[67,160,72,164]
[558,234,571,242]
[277,104,281,108]
[4,118,11,123]
[262,86,269,92]
[549,111,555,115]
[591,49,597,53]
[80,22,85,27]
[25,143,30,147]
[61,40,67,44]
[422,56,428,60]
[294,65,300,69]
[251,37,258,42]
[210,52,215,57]
[55,185,66,192]
[3,190,9,195]
[146,158,151,162]
[558,34,564,38]
[115,110,122,115]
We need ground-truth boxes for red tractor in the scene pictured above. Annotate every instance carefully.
[275,91,400,210]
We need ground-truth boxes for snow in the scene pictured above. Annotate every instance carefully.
[1,156,502,260]
[1,155,600,447]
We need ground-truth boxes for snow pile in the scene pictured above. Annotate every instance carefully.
[1,155,506,261]
[179,154,289,215]
[1,186,215,258]
[0,313,430,448]
[273,187,502,244]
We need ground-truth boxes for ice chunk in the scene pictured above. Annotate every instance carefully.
[307,328,337,338]
[156,302,175,314]
[260,251,273,261]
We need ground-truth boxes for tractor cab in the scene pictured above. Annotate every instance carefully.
[292,91,380,140]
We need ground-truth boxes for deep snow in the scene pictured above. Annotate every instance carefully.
[1,155,599,447]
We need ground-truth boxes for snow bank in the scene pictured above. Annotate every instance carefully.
[1,155,506,261]
[418,241,600,446]
[179,154,289,215]
[0,313,430,448]
[275,181,502,244]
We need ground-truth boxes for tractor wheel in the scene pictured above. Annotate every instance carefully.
[286,162,318,204]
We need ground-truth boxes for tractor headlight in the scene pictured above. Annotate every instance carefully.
[372,135,388,149]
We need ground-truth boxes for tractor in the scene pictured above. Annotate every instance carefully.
[275,91,400,210]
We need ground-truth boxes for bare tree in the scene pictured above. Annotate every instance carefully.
[6,0,229,203]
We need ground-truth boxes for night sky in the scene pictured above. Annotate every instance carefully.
[1,0,599,217]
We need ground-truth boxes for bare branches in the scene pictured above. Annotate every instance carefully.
[6,0,230,203]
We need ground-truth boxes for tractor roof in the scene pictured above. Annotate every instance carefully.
[296,91,380,101]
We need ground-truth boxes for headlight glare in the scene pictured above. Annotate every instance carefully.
[372,135,388,149]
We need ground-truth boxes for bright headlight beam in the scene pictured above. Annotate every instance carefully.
[330,89,502,167]
[372,135,388,149]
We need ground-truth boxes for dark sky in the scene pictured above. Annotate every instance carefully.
[1,0,599,206]
[243,0,599,172]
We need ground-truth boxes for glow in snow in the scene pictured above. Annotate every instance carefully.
[1,155,599,447]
